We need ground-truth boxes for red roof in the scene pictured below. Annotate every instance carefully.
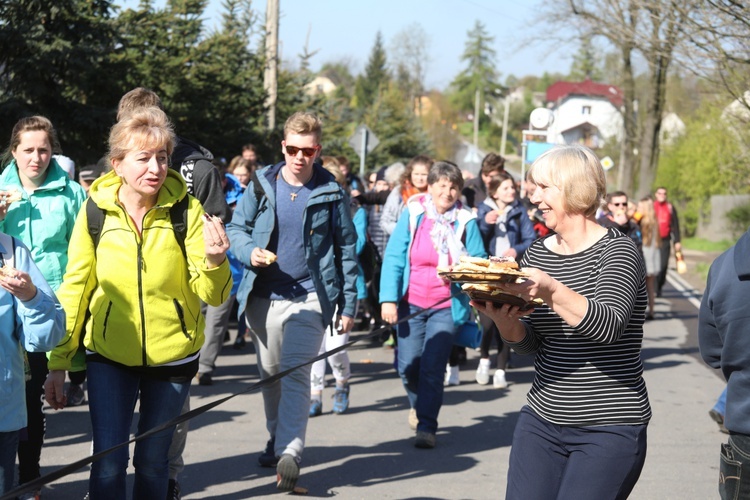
[546,79,623,108]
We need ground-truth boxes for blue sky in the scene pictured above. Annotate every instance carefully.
[118,0,575,90]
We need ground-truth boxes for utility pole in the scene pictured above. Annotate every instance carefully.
[264,0,279,131]
[500,95,510,156]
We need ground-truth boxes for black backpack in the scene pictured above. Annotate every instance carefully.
[85,196,189,258]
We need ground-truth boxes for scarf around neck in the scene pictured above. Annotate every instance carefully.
[422,195,467,269]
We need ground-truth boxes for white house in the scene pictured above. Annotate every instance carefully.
[544,79,624,149]
[304,75,337,96]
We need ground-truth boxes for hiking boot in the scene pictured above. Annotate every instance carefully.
[415,431,436,449]
[276,454,300,492]
[475,359,491,385]
[309,399,322,417]
[258,437,278,467]
[66,383,86,406]
[332,386,350,414]
[196,372,212,386]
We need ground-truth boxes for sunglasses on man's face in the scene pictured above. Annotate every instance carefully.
[611,202,627,207]
[285,145,318,157]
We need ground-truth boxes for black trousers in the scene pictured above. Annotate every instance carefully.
[18,351,48,485]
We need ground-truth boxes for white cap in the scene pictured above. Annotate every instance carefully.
[53,155,75,179]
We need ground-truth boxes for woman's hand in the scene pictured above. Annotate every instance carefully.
[381,302,398,325]
[471,300,530,342]
[44,370,67,410]
[502,267,557,305]
[484,210,500,225]
[502,247,518,259]
[0,269,37,302]
[203,214,229,268]
[250,247,277,267]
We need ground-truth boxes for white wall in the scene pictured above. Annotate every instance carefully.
[546,96,623,147]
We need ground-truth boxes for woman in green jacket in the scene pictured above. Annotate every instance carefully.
[44,107,232,500]
[0,115,86,497]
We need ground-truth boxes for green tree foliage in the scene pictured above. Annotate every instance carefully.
[449,20,500,113]
[353,32,389,112]
[656,100,748,236]
[569,38,603,81]
[0,0,121,163]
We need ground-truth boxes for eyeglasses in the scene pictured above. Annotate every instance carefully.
[611,202,627,207]
[285,145,319,157]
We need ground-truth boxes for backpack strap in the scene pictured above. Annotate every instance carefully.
[86,197,105,249]
[170,195,189,259]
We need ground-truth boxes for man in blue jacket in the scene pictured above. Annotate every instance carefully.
[227,111,358,492]
[699,228,750,499]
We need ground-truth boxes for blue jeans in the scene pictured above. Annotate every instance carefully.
[0,430,18,495]
[397,302,456,434]
[714,387,727,416]
[87,360,190,500]
[506,406,647,500]
[720,433,750,499]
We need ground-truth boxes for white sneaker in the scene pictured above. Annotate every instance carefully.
[445,364,460,386]
[475,359,491,385]
[493,369,508,389]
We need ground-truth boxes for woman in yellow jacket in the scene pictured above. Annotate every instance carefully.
[44,107,232,500]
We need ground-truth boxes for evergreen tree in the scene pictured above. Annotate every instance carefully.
[0,0,121,163]
[353,32,389,111]
[569,38,603,81]
[449,20,500,113]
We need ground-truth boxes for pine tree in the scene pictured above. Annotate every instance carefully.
[353,32,389,111]
[449,20,500,113]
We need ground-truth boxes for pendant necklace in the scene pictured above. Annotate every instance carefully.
[281,169,311,201]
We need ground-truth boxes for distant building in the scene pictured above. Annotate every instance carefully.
[660,112,686,146]
[544,79,624,149]
[304,76,337,96]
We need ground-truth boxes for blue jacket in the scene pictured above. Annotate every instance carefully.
[226,162,359,322]
[699,229,750,435]
[352,204,368,300]
[0,235,65,432]
[379,195,487,326]
[476,198,537,259]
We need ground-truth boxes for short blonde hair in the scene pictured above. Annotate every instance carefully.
[283,111,322,143]
[528,144,606,217]
[108,107,175,164]
[321,156,345,185]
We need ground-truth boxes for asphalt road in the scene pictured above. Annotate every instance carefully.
[24,269,725,499]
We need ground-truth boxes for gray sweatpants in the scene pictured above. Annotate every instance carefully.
[246,293,326,461]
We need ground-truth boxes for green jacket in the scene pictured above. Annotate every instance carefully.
[0,159,86,291]
[48,170,232,370]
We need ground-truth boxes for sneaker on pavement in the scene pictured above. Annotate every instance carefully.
[167,479,181,500]
[408,408,418,430]
[258,437,278,467]
[415,431,436,449]
[309,399,323,417]
[709,409,729,433]
[332,386,350,414]
[493,370,508,389]
[276,454,300,492]
[475,359,491,385]
[66,383,86,406]
[445,364,460,386]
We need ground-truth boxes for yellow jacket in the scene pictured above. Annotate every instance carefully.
[49,170,232,370]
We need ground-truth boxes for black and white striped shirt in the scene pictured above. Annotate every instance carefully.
[513,228,651,426]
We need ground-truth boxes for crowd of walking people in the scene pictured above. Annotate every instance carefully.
[3,89,722,500]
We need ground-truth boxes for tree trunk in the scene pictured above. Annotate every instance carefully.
[617,44,637,196]
[636,53,670,199]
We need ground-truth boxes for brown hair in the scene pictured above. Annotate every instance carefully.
[5,116,61,165]
[283,111,322,143]
[481,152,505,175]
[639,196,662,248]
[487,171,516,197]
[399,154,433,186]
[108,107,175,165]
[117,87,164,121]
[321,156,345,185]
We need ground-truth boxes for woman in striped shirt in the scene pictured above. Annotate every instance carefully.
[474,144,650,500]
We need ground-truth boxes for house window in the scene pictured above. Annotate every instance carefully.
[582,105,592,115]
